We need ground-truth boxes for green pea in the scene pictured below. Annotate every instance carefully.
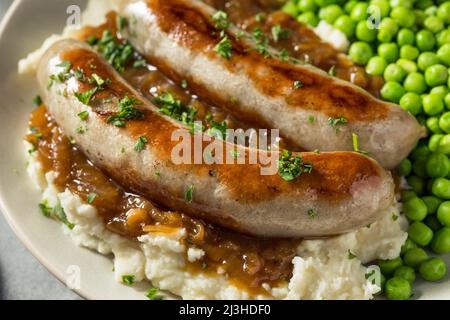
[397,59,418,73]
[404,197,428,221]
[315,0,338,7]
[394,266,416,284]
[355,20,377,42]
[436,29,450,48]
[418,52,440,72]
[377,18,399,43]
[432,177,450,199]
[378,257,403,276]
[425,64,448,87]
[401,238,418,255]
[416,0,434,10]
[381,81,405,103]
[350,2,369,21]
[416,29,436,52]
[408,222,434,246]
[412,156,428,178]
[404,248,429,269]
[400,92,422,115]
[385,277,412,300]
[369,0,390,18]
[399,45,419,61]
[423,94,445,116]
[437,2,450,24]
[437,44,450,67]
[297,12,320,26]
[427,121,443,136]
[411,144,430,160]
[390,6,415,28]
[333,15,356,38]
[426,153,450,178]
[398,158,412,176]
[431,227,450,254]
[414,9,427,27]
[445,93,450,109]
[297,0,318,12]
[419,257,447,281]
[344,0,358,14]
[424,16,445,34]
[430,86,449,100]
[319,5,344,24]
[366,56,388,76]
[438,135,450,154]
[439,113,450,133]
[437,201,450,227]
[282,1,299,16]
[378,43,399,63]
[402,190,417,202]
[404,72,427,94]
[423,196,444,216]
[426,215,442,232]
[384,63,407,83]
[408,176,426,195]
[397,28,415,46]
[349,42,373,65]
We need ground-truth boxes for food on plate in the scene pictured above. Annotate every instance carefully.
[118,0,423,169]
[37,39,395,238]
[18,0,450,301]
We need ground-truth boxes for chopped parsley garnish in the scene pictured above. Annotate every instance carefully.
[212,11,230,30]
[308,209,316,219]
[392,213,398,221]
[352,133,368,155]
[347,250,356,259]
[328,116,348,133]
[255,13,265,22]
[206,114,228,139]
[90,30,137,73]
[271,24,289,43]
[328,65,337,76]
[117,16,128,32]
[181,80,188,89]
[78,111,89,121]
[122,275,135,286]
[145,288,163,300]
[41,202,74,230]
[134,136,148,153]
[153,92,197,127]
[230,150,240,158]
[278,49,290,61]
[38,201,52,217]
[133,59,146,68]
[278,150,313,182]
[57,60,72,73]
[308,115,315,124]
[107,96,144,127]
[214,36,233,59]
[87,193,97,204]
[253,27,270,57]
[74,87,98,105]
[294,80,303,89]
[185,185,194,203]
[90,73,105,87]
[33,95,42,107]
[75,126,87,134]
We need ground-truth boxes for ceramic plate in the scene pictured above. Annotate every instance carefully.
[0,0,449,300]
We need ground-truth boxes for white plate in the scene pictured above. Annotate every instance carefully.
[0,0,449,300]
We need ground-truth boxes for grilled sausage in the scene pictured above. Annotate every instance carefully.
[37,39,395,238]
[119,0,424,169]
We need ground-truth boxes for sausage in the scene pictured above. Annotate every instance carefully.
[119,0,424,169]
[37,39,395,238]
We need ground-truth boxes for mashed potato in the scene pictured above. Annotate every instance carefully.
[26,144,407,300]
[21,0,407,300]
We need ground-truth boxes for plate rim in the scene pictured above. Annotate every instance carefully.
[0,0,87,300]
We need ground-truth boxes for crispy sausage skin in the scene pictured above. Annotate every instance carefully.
[119,0,423,169]
[37,39,395,238]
